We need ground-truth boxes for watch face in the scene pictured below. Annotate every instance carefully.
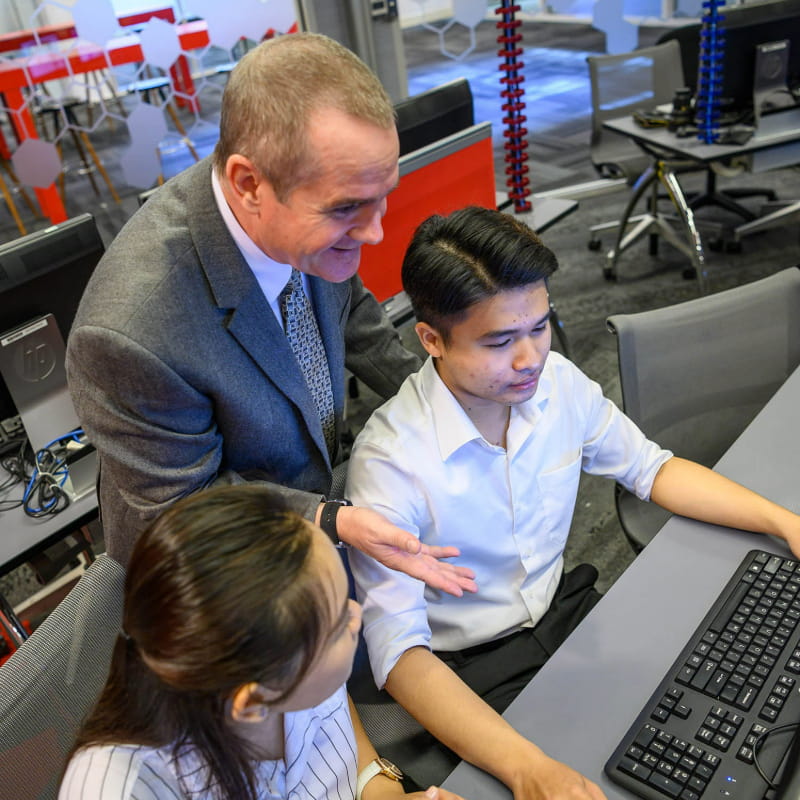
[377,757,404,780]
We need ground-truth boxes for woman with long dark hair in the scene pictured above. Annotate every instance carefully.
[59,485,466,800]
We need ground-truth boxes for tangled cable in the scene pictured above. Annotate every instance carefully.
[22,429,85,518]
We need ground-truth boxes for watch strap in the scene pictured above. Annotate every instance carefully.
[319,498,352,546]
[356,757,403,800]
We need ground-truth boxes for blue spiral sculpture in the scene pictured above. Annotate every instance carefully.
[695,0,727,143]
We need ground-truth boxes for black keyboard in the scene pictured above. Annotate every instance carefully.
[606,550,800,800]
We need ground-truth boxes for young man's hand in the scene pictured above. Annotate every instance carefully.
[335,505,478,597]
[506,749,607,800]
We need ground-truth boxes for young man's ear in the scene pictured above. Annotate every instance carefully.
[415,321,445,358]
[229,682,281,723]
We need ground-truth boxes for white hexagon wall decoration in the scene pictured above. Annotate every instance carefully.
[126,101,170,148]
[72,0,120,48]
[184,0,272,51]
[452,0,488,29]
[139,17,182,72]
[120,139,162,188]
[436,19,477,61]
[11,138,62,189]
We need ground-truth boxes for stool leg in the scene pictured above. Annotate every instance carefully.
[68,128,102,197]
[54,141,67,210]
[0,169,27,236]
[78,131,121,204]
[0,159,40,218]
[164,103,200,162]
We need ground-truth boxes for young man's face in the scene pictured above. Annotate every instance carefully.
[416,280,552,412]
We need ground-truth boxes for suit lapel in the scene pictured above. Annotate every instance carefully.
[183,160,335,466]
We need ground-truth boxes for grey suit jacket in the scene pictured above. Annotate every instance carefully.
[66,158,420,566]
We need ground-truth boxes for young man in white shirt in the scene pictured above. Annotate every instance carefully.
[346,206,800,800]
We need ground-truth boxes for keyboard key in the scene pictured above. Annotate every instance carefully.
[691,661,717,691]
[619,756,652,782]
[648,772,683,798]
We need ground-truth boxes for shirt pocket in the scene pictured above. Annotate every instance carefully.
[536,452,582,546]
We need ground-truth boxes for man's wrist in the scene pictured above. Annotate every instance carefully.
[319,498,353,546]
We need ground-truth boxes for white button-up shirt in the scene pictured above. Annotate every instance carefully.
[346,352,672,688]
[59,685,357,800]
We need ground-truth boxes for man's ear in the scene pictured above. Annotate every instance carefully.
[415,321,445,358]
[224,155,276,215]
[229,682,281,723]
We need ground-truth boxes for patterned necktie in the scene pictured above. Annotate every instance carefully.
[280,269,336,453]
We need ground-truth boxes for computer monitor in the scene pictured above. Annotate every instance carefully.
[0,214,105,425]
[659,0,800,120]
[394,78,475,156]
[359,121,496,304]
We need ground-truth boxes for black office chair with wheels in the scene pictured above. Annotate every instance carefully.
[0,553,125,800]
[607,266,800,553]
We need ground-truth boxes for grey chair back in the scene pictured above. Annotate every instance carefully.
[607,266,800,551]
[586,40,684,182]
[0,554,125,800]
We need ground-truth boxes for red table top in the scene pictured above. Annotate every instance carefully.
[0,7,176,54]
[0,20,209,92]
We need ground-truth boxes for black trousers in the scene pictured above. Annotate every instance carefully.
[352,563,602,789]
[437,562,602,713]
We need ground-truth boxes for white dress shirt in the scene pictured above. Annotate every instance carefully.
[59,685,357,800]
[346,352,672,688]
[211,169,313,328]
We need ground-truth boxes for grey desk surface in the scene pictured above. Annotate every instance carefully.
[443,365,800,800]
[604,107,800,168]
[0,482,97,575]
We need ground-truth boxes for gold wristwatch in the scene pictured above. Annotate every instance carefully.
[356,757,403,800]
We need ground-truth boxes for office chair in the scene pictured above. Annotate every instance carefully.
[0,554,125,800]
[586,41,714,282]
[606,266,800,553]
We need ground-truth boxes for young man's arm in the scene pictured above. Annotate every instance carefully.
[649,457,800,554]
[385,647,607,800]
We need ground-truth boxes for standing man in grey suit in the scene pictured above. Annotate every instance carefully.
[66,33,476,596]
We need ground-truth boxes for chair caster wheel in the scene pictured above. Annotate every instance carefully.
[603,267,618,281]
[588,238,602,251]
[725,240,743,254]
[682,267,697,280]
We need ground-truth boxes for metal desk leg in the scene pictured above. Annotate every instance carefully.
[605,159,708,293]
[660,166,707,294]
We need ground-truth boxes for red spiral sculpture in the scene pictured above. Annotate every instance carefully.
[496,1,531,212]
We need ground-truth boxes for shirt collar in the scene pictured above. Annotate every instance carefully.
[419,355,552,461]
[211,168,291,305]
